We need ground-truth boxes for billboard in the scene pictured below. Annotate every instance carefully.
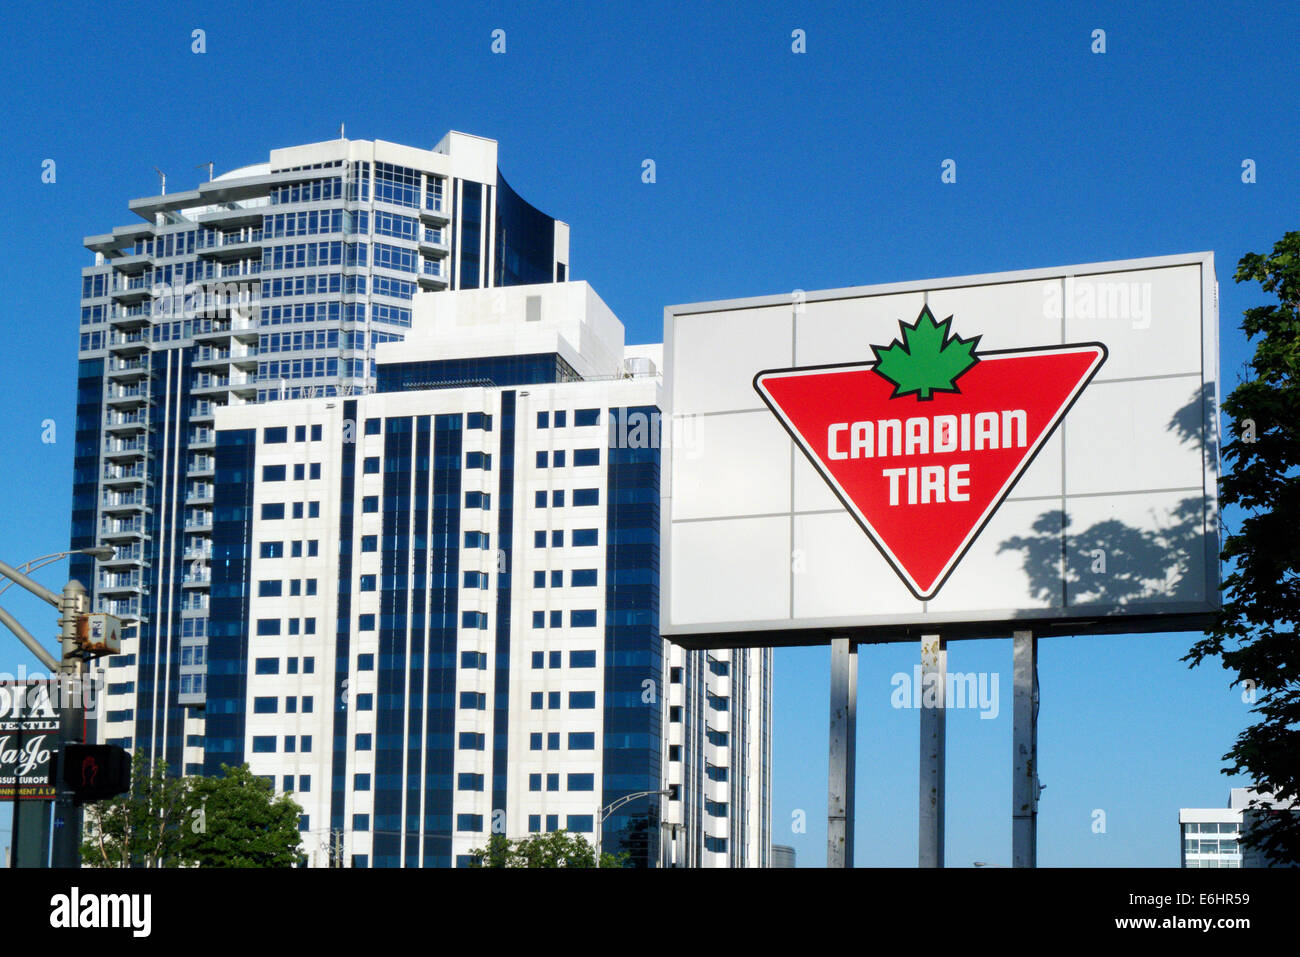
[662,253,1220,647]
[0,681,59,800]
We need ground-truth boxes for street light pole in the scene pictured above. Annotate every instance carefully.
[52,580,88,869]
[594,788,670,864]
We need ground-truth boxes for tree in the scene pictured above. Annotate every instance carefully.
[80,750,190,867]
[1186,230,1300,864]
[467,830,630,868]
[176,763,306,868]
[80,754,304,868]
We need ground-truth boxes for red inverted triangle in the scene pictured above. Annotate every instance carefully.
[755,343,1107,600]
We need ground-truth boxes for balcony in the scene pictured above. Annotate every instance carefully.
[105,383,149,407]
[417,260,448,291]
[419,228,449,257]
[103,436,148,459]
[98,570,143,593]
[420,197,450,225]
[197,227,262,261]
[110,252,151,275]
[193,347,232,367]
[189,428,215,448]
[188,455,215,475]
[196,204,265,229]
[110,275,154,304]
[100,516,145,539]
[109,330,149,354]
[104,409,148,432]
[101,543,146,566]
[107,356,149,380]
[101,489,147,511]
[185,484,214,504]
[96,596,141,620]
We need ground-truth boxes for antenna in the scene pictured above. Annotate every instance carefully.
[339,122,345,140]
[153,167,166,195]
[196,161,213,182]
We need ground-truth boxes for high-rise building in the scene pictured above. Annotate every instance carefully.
[75,133,569,778]
[1179,787,1296,868]
[203,282,771,866]
[72,138,771,867]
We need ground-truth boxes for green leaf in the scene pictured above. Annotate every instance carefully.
[871,306,980,400]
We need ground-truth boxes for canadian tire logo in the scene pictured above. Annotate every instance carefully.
[754,306,1107,600]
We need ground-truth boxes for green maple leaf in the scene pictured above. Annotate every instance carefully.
[871,306,981,400]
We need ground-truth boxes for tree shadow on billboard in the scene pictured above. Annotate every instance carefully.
[996,383,1217,613]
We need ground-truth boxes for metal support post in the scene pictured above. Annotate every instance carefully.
[827,635,857,867]
[1012,629,1039,867]
[919,634,946,868]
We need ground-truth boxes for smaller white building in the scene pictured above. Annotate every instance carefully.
[1179,787,1293,868]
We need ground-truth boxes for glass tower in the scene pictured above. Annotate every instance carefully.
[74,133,569,777]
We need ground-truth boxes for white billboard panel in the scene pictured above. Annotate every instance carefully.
[662,253,1220,647]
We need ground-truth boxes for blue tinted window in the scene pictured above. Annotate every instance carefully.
[574,409,599,427]
[571,610,597,628]
[572,529,598,546]
[569,691,596,709]
[566,814,594,833]
[365,418,381,435]
[571,569,597,587]
[357,653,374,670]
[262,465,286,482]
[264,427,287,444]
[361,535,377,552]
[537,411,549,428]
[258,580,282,597]
[261,503,285,520]
[553,450,566,468]
[554,411,567,428]
[534,490,547,508]
[355,733,372,750]
[552,490,564,507]
[252,736,276,753]
[255,657,279,674]
[358,614,376,631]
[256,619,281,636]
[354,773,371,791]
[535,451,547,468]
[253,697,277,714]
[259,541,283,558]
[573,488,599,506]
[568,732,595,750]
[574,449,599,467]
[569,650,597,668]
[532,611,544,629]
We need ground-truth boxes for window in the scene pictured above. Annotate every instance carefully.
[574,449,600,467]
[529,774,542,792]
[546,814,559,832]
[299,775,311,792]
[295,425,307,442]
[264,427,287,444]
[300,735,312,753]
[552,450,566,468]
[571,569,597,587]
[459,692,486,710]
[531,651,545,668]
[572,529,598,547]
[456,814,484,832]
[573,488,599,506]
[465,490,490,509]
[308,540,319,557]
[549,610,562,628]
[528,815,541,833]
[549,651,561,668]
[533,531,547,548]
[363,456,380,474]
[357,653,374,670]
[252,736,276,753]
[466,412,492,430]
[536,451,548,468]
[571,610,597,628]
[258,580,282,597]
[575,409,600,427]
[355,733,372,750]
[255,657,279,675]
[356,694,373,711]
[552,490,565,507]
[363,495,379,513]
[568,732,595,750]
[532,611,545,629]
[551,571,563,587]
[546,774,559,792]
[569,691,596,709]
[532,570,546,588]
[547,732,560,750]
[293,464,305,481]
[458,732,485,750]
[361,535,377,552]
[253,697,277,714]
[310,463,321,480]
[358,614,376,631]
[301,696,314,713]
[537,411,549,428]
[291,541,303,558]
[566,815,593,833]
[365,418,381,435]
[554,411,567,428]
[303,657,315,673]
[261,503,285,520]
[466,451,491,470]
[534,490,547,508]
[530,692,544,710]
[262,465,286,482]
[260,541,283,558]
[354,773,371,791]
[311,424,322,441]
[290,579,302,596]
[354,814,371,832]
[461,651,487,669]
[256,619,281,636]
[570,650,597,669]
[457,773,485,792]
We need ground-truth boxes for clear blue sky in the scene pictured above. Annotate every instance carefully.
[1,0,1295,865]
